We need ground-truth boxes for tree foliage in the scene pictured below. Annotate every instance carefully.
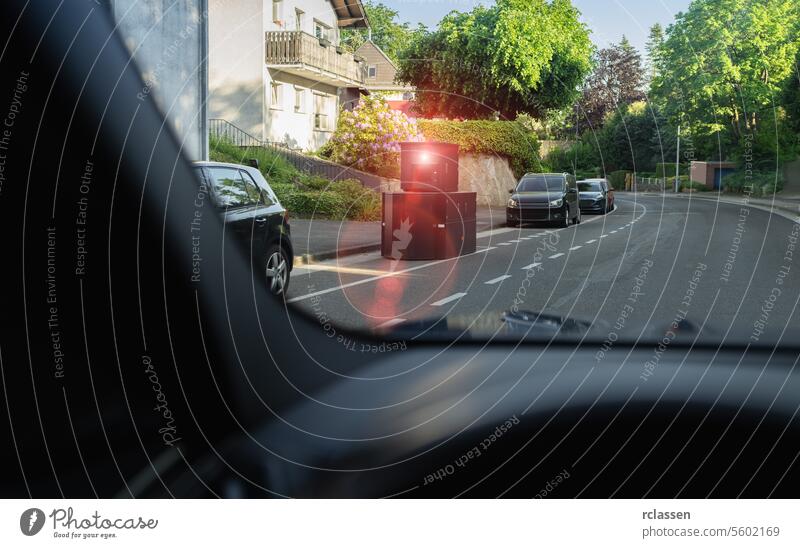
[396,0,593,120]
[571,36,646,133]
[547,101,678,175]
[340,2,416,63]
[649,0,800,161]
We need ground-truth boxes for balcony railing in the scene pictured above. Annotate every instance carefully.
[264,31,366,87]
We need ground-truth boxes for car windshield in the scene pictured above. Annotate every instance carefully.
[578,182,603,191]
[517,176,565,192]
[85,0,800,350]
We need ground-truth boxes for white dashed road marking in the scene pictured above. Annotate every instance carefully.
[375,318,407,329]
[521,262,542,270]
[549,253,565,259]
[585,239,597,244]
[485,275,513,285]
[569,246,582,251]
[431,292,467,306]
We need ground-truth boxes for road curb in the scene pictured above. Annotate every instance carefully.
[293,218,509,266]
[640,192,800,223]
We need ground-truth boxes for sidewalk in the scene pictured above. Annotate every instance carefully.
[630,190,800,220]
[291,205,507,265]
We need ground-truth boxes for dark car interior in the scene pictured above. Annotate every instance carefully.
[2,0,800,499]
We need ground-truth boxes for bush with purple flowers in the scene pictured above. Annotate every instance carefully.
[326,95,422,178]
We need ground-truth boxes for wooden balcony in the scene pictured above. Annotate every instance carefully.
[265,31,366,87]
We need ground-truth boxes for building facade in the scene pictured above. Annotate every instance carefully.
[104,0,209,160]
[208,0,368,151]
[355,40,414,114]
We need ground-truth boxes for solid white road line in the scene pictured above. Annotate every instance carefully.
[287,248,490,303]
[484,275,512,285]
[521,262,542,270]
[430,292,467,306]
[549,253,565,259]
[375,318,407,329]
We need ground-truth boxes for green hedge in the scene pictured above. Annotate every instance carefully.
[417,120,541,177]
[722,171,784,197]
[679,178,708,191]
[607,170,630,190]
[209,135,381,221]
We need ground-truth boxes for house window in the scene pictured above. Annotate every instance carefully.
[314,20,330,40]
[367,65,377,78]
[294,9,304,31]
[294,87,305,113]
[272,0,283,24]
[314,93,329,130]
[270,82,283,110]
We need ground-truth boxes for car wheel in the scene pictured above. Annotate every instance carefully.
[574,207,581,224]
[600,201,607,215]
[264,245,290,295]
[507,219,518,228]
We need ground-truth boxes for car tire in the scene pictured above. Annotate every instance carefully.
[507,219,518,228]
[264,244,290,296]
[574,207,581,224]
[559,207,570,228]
[600,202,607,215]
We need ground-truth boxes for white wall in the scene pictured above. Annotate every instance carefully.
[208,0,346,150]
[266,72,337,150]
[208,0,266,139]
[109,0,208,160]
[265,0,340,43]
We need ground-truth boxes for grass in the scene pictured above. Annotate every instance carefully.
[209,135,381,221]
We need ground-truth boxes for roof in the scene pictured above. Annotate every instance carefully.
[329,0,369,28]
[356,40,414,90]
[386,100,413,116]
[356,40,396,70]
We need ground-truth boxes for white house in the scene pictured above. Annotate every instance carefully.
[208,0,369,151]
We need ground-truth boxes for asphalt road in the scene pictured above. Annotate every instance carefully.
[286,194,800,344]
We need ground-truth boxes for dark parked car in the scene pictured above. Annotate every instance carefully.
[193,161,293,295]
[506,173,581,227]
[578,178,614,214]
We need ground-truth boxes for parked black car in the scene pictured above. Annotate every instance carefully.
[506,173,581,227]
[578,178,614,214]
[193,161,293,294]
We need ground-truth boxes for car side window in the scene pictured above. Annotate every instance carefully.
[238,169,266,205]
[241,170,275,206]
[208,167,255,208]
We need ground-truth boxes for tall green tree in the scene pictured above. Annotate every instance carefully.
[645,23,665,82]
[396,0,593,120]
[340,2,415,63]
[571,37,646,133]
[650,0,800,161]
